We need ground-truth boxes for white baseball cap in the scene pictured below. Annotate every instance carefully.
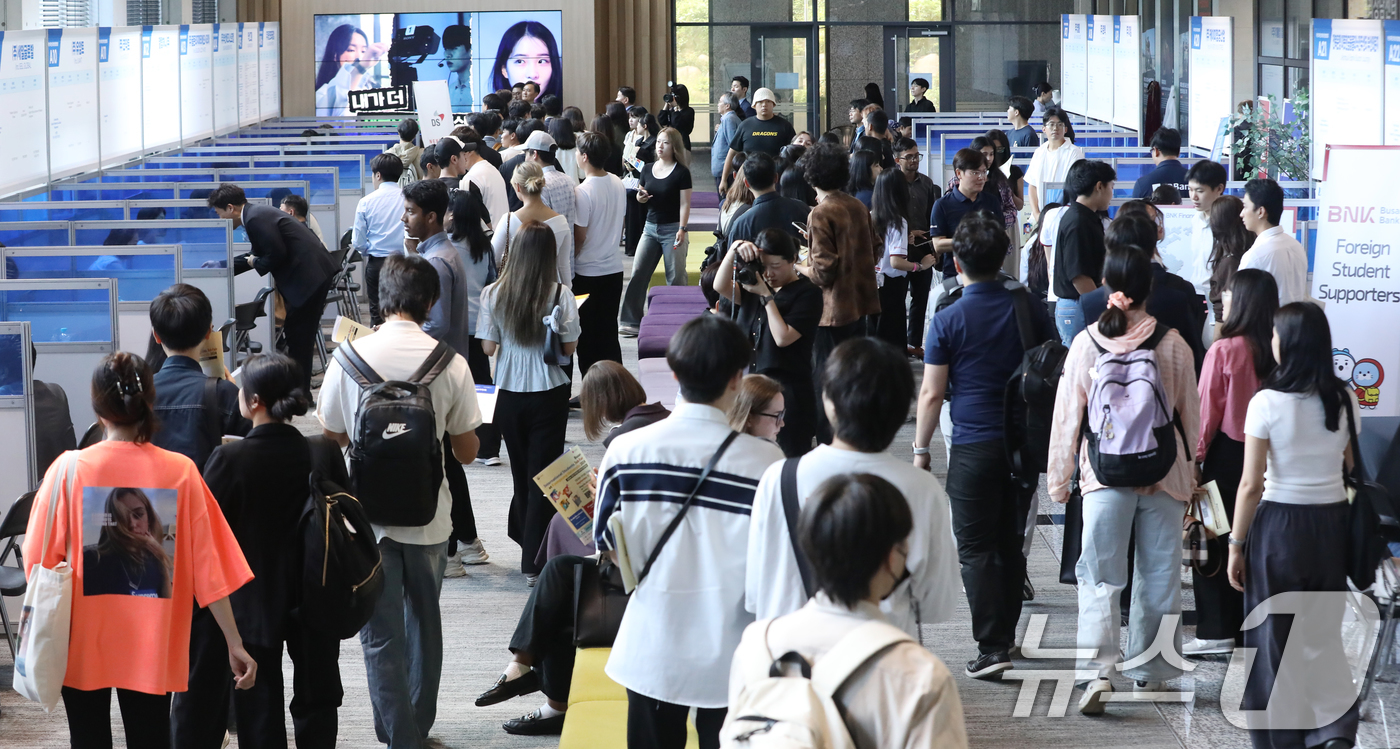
[753,88,777,104]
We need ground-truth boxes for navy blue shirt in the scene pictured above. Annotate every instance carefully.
[930,186,1004,275]
[151,355,251,472]
[1130,158,1189,199]
[726,192,810,248]
[924,282,1055,444]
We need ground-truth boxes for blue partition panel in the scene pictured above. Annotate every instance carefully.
[0,203,125,221]
[40,186,180,201]
[0,223,71,247]
[7,253,177,301]
[0,286,113,342]
[73,222,229,270]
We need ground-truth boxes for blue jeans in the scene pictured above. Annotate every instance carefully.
[619,221,684,327]
[1055,297,1086,347]
[360,538,448,749]
[1076,488,1183,682]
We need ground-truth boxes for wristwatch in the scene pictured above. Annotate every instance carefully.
[760,295,774,306]
[678,225,688,232]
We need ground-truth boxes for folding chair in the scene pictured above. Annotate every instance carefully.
[0,492,36,658]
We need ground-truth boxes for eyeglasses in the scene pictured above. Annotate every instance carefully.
[1043,121,1067,130]
[962,170,989,179]
[898,153,923,161]
[756,410,786,422]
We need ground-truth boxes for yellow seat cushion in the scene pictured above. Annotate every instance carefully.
[559,700,699,749]
[648,231,716,288]
[568,648,628,707]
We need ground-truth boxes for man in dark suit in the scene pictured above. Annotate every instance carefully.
[209,183,338,393]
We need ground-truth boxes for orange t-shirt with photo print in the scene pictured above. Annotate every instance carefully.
[23,441,253,695]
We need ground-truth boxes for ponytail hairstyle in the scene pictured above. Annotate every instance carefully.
[1097,244,1154,339]
[91,351,157,443]
[239,353,310,422]
[510,160,548,198]
[1265,302,1351,432]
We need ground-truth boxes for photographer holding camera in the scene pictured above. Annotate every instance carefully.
[712,228,823,457]
[657,82,696,151]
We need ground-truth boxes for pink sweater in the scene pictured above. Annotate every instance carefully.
[1047,314,1202,504]
[1196,335,1262,461]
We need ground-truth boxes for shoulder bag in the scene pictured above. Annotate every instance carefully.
[13,451,78,711]
[542,285,571,367]
[779,457,816,599]
[1344,401,1400,590]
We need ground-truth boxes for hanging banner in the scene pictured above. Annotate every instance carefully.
[1086,15,1113,123]
[1061,15,1087,117]
[212,24,238,135]
[1311,19,1385,177]
[1113,16,1141,131]
[1384,21,1400,146]
[47,28,100,180]
[142,26,181,152]
[1313,145,1400,417]
[180,25,214,144]
[0,30,49,197]
[259,23,280,120]
[237,23,260,126]
[99,27,143,167]
[1188,16,1233,152]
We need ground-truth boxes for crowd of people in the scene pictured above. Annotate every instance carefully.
[13,79,1369,749]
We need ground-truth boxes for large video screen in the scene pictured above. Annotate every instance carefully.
[312,12,563,116]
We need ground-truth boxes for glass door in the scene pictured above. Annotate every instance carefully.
[751,26,819,134]
[884,26,952,113]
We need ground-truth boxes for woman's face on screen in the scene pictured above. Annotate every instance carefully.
[502,34,553,91]
[116,494,151,538]
[338,31,368,67]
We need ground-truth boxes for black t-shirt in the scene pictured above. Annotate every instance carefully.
[738,275,823,376]
[641,162,694,225]
[1052,202,1106,300]
[905,98,936,113]
[729,115,797,157]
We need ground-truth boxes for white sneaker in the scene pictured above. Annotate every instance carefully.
[460,538,490,565]
[525,574,539,588]
[478,456,502,467]
[443,550,467,578]
[221,731,231,749]
[1181,637,1234,656]
[1078,678,1113,715]
[1133,681,1165,700]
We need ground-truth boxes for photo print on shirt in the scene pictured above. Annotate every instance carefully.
[81,486,177,599]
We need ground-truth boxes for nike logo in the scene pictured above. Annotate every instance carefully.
[382,424,411,440]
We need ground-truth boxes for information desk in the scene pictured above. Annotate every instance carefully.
[1,278,118,432]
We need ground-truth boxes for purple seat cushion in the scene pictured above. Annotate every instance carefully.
[647,285,706,302]
[638,333,675,359]
[638,371,679,408]
[640,312,701,327]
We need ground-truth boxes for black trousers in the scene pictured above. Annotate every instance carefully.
[571,272,624,376]
[64,686,171,749]
[508,554,591,702]
[760,368,815,458]
[627,689,726,749]
[874,276,909,351]
[1243,500,1359,748]
[497,384,571,574]
[172,606,343,749]
[812,321,864,444]
[282,284,331,394]
[946,439,1032,655]
[624,190,646,257]
[466,337,501,459]
[907,267,934,348]
[365,255,387,326]
[1195,434,1246,642]
[444,432,478,550]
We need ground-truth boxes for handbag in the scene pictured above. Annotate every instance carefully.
[1343,401,1400,590]
[1182,498,1224,578]
[13,451,78,711]
[543,285,571,367]
[1059,470,1082,585]
[573,557,628,648]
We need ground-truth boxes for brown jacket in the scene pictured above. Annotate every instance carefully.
[806,191,880,327]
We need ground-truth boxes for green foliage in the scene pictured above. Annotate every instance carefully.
[1227,87,1310,180]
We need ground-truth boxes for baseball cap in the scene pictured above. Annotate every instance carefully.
[753,88,777,104]
[522,131,557,151]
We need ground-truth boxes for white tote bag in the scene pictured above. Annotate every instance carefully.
[13,451,77,711]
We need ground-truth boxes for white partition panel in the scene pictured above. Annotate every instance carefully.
[47,28,101,181]
[1311,19,1386,177]
[213,24,239,136]
[180,25,215,143]
[0,31,51,198]
[1113,16,1141,131]
[237,23,260,127]
[1086,15,1114,123]
[259,23,280,120]
[100,27,144,167]
[1187,17,1234,152]
[142,26,182,153]
[1060,15,1088,117]
[1388,21,1400,146]
[0,322,37,507]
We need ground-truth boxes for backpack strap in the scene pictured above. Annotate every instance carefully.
[203,376,222,449]
[1009,286,1037,353]
[408,341,456,386]
[779,458,815,599]
[635,431,741,588]
[810,620,915,697]
[333,341,383,389]
[1138,321,1171,351]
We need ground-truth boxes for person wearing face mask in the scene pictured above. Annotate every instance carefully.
[728,472,968,749]
[745,337,959,641]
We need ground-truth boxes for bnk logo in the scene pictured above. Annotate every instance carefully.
[1327,206,1376,223]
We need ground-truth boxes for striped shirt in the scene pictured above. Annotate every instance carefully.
[595,402,785,708]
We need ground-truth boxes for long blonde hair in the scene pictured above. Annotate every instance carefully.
[95,487,173,597]
[728,374,782,433]
[657,127,691,168]
[493,220,557,346]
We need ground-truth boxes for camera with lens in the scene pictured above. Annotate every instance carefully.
[663,80,675,104]
[735,258,765,287]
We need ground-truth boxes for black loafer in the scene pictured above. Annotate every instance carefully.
[475,670,540,707]
[965,651,1014,680]
[503,708,566,736]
